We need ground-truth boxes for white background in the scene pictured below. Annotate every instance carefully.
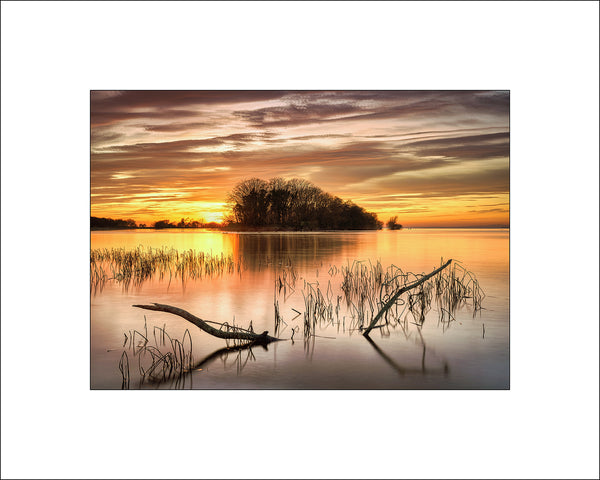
[1,2,598,479]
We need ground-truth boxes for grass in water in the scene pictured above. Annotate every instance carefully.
[116,257,485,388]
[280,257,485,339]
[91,246,243,292]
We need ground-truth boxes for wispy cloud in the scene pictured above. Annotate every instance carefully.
[90,90,510,226]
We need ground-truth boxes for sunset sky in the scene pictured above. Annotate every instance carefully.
[90,90,509,227]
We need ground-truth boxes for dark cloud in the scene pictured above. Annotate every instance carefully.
[233,102,363,128]
[403,132,509,148]
[366,166,510,198]
[144,122,211,132]
[417,143,509,160]
[104,138,224,152]
[232,91,508,129]
[283,90,507,107]
[468,207,508,214]
[401,132,510,160]
[288,134,352,141]
[219,132,278,143]
[91,90,289,110]
[91,109,201,127]
[364,126,506,140]
[91,90,509,130]
[91,91,290,127]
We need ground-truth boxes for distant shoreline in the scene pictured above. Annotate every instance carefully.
[91,225,509,232]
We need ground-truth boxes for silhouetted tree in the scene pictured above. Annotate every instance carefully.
[91,216,138,229]
[387,216,403,230]
[154,219,175,229]
[226,178,383,230]
[227,178,270,226]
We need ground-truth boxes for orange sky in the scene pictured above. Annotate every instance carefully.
[90,91,509,227]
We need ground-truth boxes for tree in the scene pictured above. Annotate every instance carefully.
[387,216,403,230]
[227,178,269,226]
[226,177,383,230]
[91,216,138,229]
[154,219,175,229]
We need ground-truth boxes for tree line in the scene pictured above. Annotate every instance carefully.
[92,177,402,231]
[225,177,383,230]
[90,216,218,230]
[90,216,137,229]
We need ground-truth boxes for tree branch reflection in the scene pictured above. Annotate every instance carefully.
[138,339,271,389]
[364,334,449,377]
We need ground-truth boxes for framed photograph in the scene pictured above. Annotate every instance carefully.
[90,90,510,390]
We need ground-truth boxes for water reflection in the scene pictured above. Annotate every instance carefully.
[364,332,449,377]
[121,336,270,389]
[91,229,509,389]
[232,232,357,271]
[91,233,358,294]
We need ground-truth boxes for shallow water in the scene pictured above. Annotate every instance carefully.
[90,228,509,389]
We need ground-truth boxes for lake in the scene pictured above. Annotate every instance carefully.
[90,228,509,389]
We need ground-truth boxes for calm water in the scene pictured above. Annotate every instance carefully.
[90,228,509,389]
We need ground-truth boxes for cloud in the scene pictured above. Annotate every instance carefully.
[91,90,289,109]
[287,133,352,141]
[402,132,509,148]
[231,91,509,129]
[90,127,124,146]
[90,90,510,225]
[468,207,509,214]
[91,90,290,127]
[400,132,510,160]
[358,165,510,198]
[91,109,202,127]
[233,102,363,128]
[91,132,280,170]
[92,134,495,200]
[143,122,211,132]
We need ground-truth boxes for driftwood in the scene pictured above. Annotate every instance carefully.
[362,259,452,336]
[132,303,280,344]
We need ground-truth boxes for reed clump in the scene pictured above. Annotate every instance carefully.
[434,260,485,317]
[91,246,242,291]
[270,257,484,342]
[119,315,265,388]
[338,258,484,332]
[118,316,194,389]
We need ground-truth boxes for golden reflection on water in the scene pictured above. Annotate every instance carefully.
[91,228,508,276]
[91,228,509,389]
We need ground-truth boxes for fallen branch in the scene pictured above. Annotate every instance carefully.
[362,259,452,336]
[132,303,280,343]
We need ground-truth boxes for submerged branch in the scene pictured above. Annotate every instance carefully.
[132,303,280,343]
[362,259,452,336]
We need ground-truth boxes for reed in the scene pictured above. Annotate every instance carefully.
[336,258,484,334]
[118,351,130,389]
[116,256,486,388]
[91,246,242,291]
[118,321,194,388]
[434,259,485,317]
